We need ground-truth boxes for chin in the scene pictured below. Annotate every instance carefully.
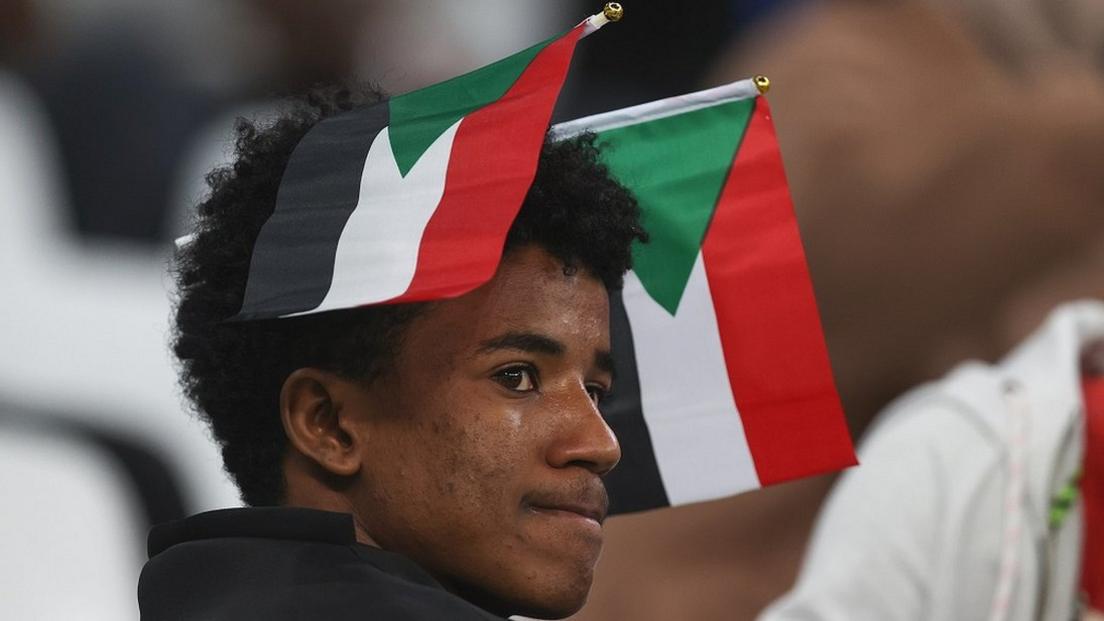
[465,567,594,620]
[503,570,595,620]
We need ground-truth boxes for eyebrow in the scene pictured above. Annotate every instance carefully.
[477,331,615,376]
[477,332,566,356]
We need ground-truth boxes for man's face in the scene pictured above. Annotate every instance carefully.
[346,244,620,618]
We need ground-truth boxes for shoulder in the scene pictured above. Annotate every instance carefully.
[232,577,503,620]
[141,536,503,621]
[850,371,1006,494]
[759,371,1009,621]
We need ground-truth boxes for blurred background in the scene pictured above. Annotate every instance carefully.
[1,0,1102,619]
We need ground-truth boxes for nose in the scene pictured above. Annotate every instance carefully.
[545,386,621,476]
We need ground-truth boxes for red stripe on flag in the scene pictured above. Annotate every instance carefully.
[701,97,856,485]
[387,25,583,304]
[1081,375,1104,610]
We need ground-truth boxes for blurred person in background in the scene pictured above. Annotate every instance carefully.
[760,296,1104,620]
[573,0,1104,619]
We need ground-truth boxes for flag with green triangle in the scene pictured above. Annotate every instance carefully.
[553,79,857,513]
[235,11,614,320]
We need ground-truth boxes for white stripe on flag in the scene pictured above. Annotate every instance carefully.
[551,79,759,140]
[297,121,460,316]
[623,254,762,505]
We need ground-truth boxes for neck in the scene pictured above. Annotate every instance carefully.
[281,454,380,547]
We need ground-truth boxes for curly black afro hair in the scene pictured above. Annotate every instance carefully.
[173,83,647,506]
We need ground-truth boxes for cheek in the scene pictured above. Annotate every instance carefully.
[365,368,553,546]
[390,382,536,517]
[415,388,536,513]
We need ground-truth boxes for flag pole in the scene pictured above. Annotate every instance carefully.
[582,3,624,38]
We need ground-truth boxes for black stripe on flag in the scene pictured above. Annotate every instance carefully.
[601,289,670,514]
[237,102,391,319]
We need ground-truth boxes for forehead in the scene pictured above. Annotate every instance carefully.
[401,246,611,357]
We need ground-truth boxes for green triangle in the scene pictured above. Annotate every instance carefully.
[596,98,754,315]
[388,37,552,177]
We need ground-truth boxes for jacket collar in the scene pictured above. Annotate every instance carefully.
[148,506,359,558]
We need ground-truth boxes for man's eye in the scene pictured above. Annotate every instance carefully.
[586,384,610,406]
[493,366,537,392]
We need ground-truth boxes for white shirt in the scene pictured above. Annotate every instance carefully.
[761,301,1104,621]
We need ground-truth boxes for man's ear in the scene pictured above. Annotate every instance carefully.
[279,368,365,477]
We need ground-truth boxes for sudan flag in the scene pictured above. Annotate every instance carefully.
[235,14,612,320]
[553,80,857,514]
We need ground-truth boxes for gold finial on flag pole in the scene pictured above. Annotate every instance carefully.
[753,75,771,94]
[583,3,624,36]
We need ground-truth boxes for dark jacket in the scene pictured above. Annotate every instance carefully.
[139,507,505,620]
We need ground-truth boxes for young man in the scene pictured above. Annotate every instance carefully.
[138,84,647,620]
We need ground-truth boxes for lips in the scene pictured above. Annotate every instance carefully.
[530,503,605,525]
[523,484,609,525]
